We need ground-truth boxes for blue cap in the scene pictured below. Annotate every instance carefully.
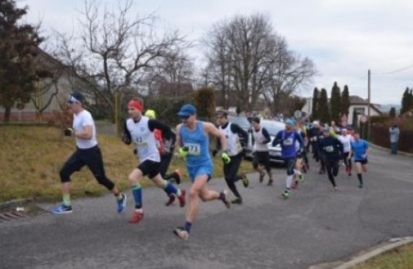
[177,104,196,117]
[285,118,295,126]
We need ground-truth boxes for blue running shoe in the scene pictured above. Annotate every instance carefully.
[51,204,72,214]
[117,194,127,213]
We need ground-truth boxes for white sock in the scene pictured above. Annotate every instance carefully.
[286,175,293,189]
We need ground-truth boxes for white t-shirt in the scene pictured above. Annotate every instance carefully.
[73,110,97,149]
[338,134,353,153]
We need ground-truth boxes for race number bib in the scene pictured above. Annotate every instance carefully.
[185,143,201,156]
[283,138,293,146]
[324,146,334,152]
[135,136,147,146]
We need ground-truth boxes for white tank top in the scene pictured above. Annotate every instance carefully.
[252,127,269,152]
[72,110,97,149]
[126,116,160,163]
[218,123,242,156]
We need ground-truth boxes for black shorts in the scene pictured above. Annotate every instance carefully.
[138,160,161,179]
[355,159,368,165]
[253,151,271,171]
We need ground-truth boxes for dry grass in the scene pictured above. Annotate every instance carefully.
[0,125,254,203]
[353,243,413,269]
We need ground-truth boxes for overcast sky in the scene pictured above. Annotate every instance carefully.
[21,0,413,105]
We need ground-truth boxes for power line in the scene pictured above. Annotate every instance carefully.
[372,64,413,75]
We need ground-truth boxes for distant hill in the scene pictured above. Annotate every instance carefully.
[379,104,401,113]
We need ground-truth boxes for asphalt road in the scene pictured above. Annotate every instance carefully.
[1,147,412,269]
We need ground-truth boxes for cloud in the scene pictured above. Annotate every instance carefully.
[21,0,413,105]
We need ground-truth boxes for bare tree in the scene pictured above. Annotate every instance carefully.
[141,49,194,96]
[204,14,278,111]
[262,46,316,114]
[51,0,186,122]
[203,13,316,112]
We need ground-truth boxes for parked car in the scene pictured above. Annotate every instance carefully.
[245,119,286,163]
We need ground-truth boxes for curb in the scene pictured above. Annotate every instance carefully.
[309,237,413,269]
[369,143,413,158]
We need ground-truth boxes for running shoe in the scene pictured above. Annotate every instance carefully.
[129,211,144,224]
[51,204,72,214]
[174,227,189,240]
[117,194,127,213]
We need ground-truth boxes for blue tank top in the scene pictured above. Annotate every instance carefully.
[180,121,212,167]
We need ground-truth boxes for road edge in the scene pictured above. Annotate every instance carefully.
[369,143,413,157]
[309,237,413,269]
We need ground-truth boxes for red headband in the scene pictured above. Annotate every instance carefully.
[128,99,143,112]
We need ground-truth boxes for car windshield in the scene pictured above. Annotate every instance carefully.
[261,120,285,136]
[228,115,251,131]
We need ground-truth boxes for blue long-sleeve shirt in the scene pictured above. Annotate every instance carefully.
[272,130,304,159]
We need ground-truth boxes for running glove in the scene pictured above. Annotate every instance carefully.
[179,147,189,158]
[221,151,231,164]
[63,128,74,136]
[121,133,131,145]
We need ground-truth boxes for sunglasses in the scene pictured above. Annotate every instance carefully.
[179,115,191,120]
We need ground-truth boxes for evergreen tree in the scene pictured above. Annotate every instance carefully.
[0,0,44,122]
[330,81,341,124]
[389,107,396,118]
[341,85,350,117]
[400,87,410,115]
[318,88,330,124]
[311,87,319,120]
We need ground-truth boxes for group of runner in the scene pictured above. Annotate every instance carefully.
[50,91,369,240]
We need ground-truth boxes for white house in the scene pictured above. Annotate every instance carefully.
[347,96,382,125]
[301,95,382,125]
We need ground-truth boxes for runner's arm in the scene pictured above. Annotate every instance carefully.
[148,119,173,140]
[230,123,248,147]
[121,120,132,145]
[204,122,228,151]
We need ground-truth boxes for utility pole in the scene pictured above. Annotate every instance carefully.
[367,69,371,140]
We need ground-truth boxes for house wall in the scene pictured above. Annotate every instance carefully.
[0,75,75,122]
[348,105,381,125]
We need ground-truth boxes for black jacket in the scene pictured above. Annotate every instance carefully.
[318,136,343,160]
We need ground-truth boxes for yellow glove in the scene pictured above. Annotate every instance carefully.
[221,151,231,164]
[179,147,188,158]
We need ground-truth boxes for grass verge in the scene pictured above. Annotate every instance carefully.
[0,125,254,203]
[353,243,413,269]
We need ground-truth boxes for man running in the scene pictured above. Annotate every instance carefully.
[144,109,182,206]
[272,119,305,199]
[338,128,353,176]
[319,128,343,191]
[349,131,369,188]
[51,92,126,214]
[214,110,249,204]
[251,117,273,186]
[122,98,186,224]
[173,104,231,240]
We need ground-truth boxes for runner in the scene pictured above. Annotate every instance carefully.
[348,131,369,188]
[272,118,305,199]
[292,122,306,189]
[122,98,186,224]
[173,104,231,240]
[338,128,353,176]
[214,110,249,204]
[319,128,343,191]
[250,117,274,186]
[51,92,126,214]
[144,109,182,206]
